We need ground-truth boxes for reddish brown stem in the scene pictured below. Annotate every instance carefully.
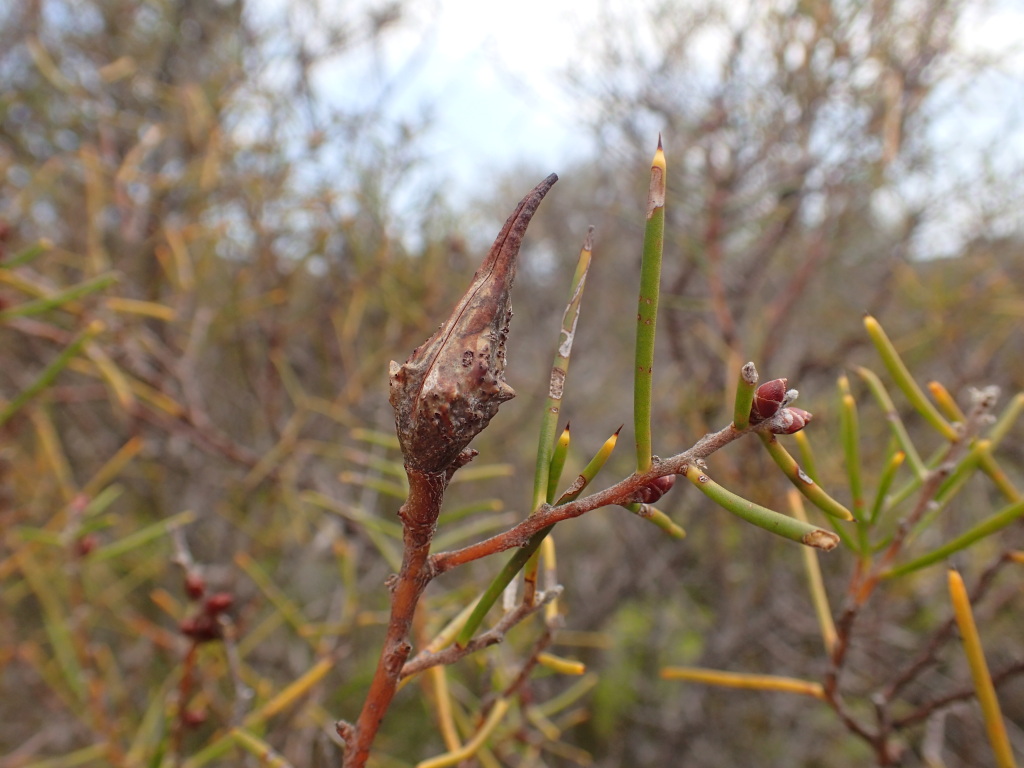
[431,424,745,575]
[341,468,447,768]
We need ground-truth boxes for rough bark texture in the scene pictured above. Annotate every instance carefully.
[341,175,558,768]
[389,173,558,473]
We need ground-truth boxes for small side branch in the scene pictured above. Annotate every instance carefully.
[431,424,746,575]
[401,588,561,679]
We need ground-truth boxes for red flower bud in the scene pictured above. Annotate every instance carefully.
[74,534,98,558]
[180,615,220,643]
[182,708,208,727]
[768,407,813,435]
[637,474,676,504]
[184,572,206,600]
[750,378,788,423]
[204,592,234,616]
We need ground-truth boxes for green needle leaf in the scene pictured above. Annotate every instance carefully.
[0,271,119,321]
[546,423,572,504]
[457,427,621,647]
[863,315,959,442]
[0,321,104,427]
[947,570,1019,768]
[634,137,666,473]
[683,465,838,550]
[531,229,594,512]
[759,432,855,522]
[855,365,927,479]
[732,361,759,430]
[885,497,1024,579]
[868,449,905,525]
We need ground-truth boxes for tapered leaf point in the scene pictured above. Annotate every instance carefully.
[652,140,666,173]
[648,142,666,217]
[557,423,571,445]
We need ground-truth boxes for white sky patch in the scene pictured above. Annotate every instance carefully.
[424,0,590,162]
[313,0,599,199]
[304,0,1024,239]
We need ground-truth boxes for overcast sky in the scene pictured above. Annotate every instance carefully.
[321,0,1024,209]
[318,0,600,198]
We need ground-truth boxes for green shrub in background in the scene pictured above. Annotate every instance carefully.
[2,1,1022,767]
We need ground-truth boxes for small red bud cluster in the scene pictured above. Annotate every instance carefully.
[179,567,234,644]
[181,708,208,728]
[184,571,206,600]
[179,593,234,643]
[637,474,675,504]
[769,407,813,434]
[750,378,812,434]
[74,534,99,558]
[749,378,789,423]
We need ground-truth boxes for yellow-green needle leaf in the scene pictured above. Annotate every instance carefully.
[459,427,621,647]
[0,271,119,321]
[928,380,967,423]
[416,698,510,768]
[547,423,571,504]
[863,315,959,442]
[660,666,825,699]
[869,450,905,525]
[977,443,1021,502]
[790,492,837,653]
[988,392,1024,448]
[759,433,854,522]
[556,427,621,505]
[792,430,820,484]
[2,237,52,268]
[0,321,104,427]
[884,498,1024,579]
[537,652,586,676]
[947,569,1019,768]
[684,465,838,550]
[628,503,686,539]
[838,380,864,518]
[855,365,927,479]
[532,231,594,512]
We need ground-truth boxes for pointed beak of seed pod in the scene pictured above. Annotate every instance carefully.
[388,174,558,473]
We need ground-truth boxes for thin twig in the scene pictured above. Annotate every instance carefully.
[431,423,747,575]
[401,589,561,679]
[892,660,1024,730]
[881,552,1013,704]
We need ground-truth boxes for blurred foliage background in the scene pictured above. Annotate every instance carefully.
[1,0,1022,766]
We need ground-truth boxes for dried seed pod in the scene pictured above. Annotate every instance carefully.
[750,378,789,423]
[389,175,557,473]
[768,407,813,435]
[637,473,676,504]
